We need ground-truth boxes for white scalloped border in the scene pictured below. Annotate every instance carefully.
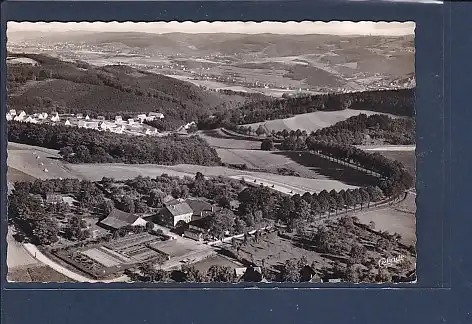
[7,21,415,36]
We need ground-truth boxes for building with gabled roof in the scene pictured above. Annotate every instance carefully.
[236,267,267,282]
[160,201,193,227]
[148,112,164,119]
[50,113,60,122]
[99,208,147,231]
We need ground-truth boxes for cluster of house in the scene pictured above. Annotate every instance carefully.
[7,109,165,136]
[99,195,220,242]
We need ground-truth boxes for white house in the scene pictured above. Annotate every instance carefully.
[161,200,194,227]
[37,113,47,120]
[15,110,26,121]
[51,113,60,122]
[25,116,38,124]
[64,120,71,126]
[85,115,90,120]
[149,112,164,119]
[6,113,12,121]
[9,109,17,116]
[99,121,108,130]
[86,122,99,130]
[111,125,125,134]
[115,116,123,123]
[127,118,135,125]
[136,114,147,123]
[76,113,83,119]
[184,121,196,130]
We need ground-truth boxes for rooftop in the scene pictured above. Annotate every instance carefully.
[100,208,141,229]
[164,202,193,217]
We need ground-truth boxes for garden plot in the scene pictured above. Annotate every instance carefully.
[81,248,123,268]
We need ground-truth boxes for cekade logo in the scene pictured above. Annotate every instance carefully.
[378,255,405,268]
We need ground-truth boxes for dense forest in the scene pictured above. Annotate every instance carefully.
[197,88,415,130]
[7,53,266,130]
[8,121,221,165]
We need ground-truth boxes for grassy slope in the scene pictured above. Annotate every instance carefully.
[243,109,399,133]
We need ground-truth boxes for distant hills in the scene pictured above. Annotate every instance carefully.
[8,31,414,58]
[7,53,265,128]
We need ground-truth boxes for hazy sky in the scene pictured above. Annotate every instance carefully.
[8,21,415,36]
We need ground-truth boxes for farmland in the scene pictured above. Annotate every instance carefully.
[7,142,365,195]
[354,193,416,246]
[198,129,262,150]
[243,109,398,133]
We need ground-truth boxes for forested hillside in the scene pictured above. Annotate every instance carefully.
[274,113,415,147]
[7,53,265,128]
[198,88,415,130]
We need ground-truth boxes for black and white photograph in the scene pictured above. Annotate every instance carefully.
[5,21,416,284]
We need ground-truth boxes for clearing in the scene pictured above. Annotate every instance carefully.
[243,109,398,133]
[198,129,262,150]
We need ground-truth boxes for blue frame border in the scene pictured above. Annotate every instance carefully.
[2,1,469,323]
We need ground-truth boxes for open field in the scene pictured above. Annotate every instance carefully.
[198,129,262,150]
[354,193,416,246]
[7,142,80,180]
[7,142,363,194]
[229,174,358,196]
[243,109,398,133]
[7,167,37,183]
[216,148,296,168]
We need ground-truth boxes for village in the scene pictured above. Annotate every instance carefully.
[6,109,196,136]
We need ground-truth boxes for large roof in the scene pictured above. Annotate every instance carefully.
[186,199,212,215]
[164,202,193,217]
[100,208,141,229]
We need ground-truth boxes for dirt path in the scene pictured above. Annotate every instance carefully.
[356,145,416,151]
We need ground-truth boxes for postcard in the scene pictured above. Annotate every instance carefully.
[6,21,416,284]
